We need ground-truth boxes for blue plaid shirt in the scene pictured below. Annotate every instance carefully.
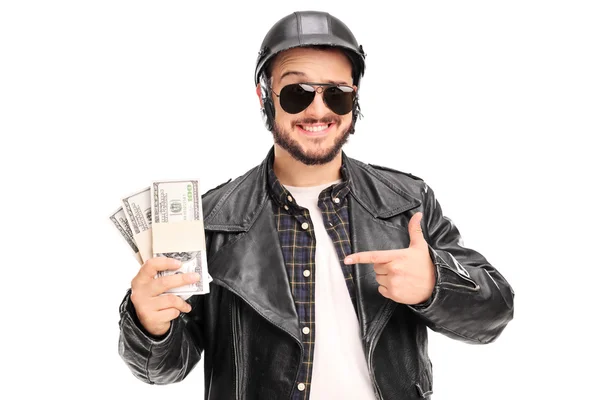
[267,155,358,399]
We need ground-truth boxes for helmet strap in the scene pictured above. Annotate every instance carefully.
[259,72,276,132]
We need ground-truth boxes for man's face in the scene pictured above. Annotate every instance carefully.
[262,47,357,165]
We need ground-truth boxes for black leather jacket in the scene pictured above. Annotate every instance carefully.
[118,148,514,399]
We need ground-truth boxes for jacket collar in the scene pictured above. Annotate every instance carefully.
[204,146,421,231]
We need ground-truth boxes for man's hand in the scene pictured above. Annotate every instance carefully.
[130,257,200,336]
[344,212,435,305]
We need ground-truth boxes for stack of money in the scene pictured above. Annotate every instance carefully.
[109,180,211,296]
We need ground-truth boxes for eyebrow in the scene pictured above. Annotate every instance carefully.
[279,70,350,86]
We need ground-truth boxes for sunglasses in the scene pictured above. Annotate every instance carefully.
[272,83,356,115]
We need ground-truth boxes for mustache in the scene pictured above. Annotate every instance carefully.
[292,116,341,126]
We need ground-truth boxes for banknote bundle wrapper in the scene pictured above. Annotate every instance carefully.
[151,180,210,295]
[110,179,211,297]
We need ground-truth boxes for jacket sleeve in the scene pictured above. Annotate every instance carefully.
[117,287,205,384]
[408,182,515,344]
[117,231,214,384]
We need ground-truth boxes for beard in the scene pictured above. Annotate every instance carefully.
[270,116,355,166]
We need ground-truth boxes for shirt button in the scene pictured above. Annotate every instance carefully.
[301,222,309,230]
[302,327,310,335]
[298,383,306,391]
[333,197,340,204]
[287,195,293,202]
[303,270,311,277]
[284,205,289,210]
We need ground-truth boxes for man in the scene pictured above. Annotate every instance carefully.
[118,10,514,400]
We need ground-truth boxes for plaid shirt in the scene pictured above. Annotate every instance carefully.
[267,156,358,400]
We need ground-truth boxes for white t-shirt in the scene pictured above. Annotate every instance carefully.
[283,181,377,400]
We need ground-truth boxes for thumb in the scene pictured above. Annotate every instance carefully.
[408,212,427,249]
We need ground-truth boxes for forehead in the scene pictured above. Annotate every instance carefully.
[271,47,353,84]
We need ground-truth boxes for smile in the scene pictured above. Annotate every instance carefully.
[296,123,334,136]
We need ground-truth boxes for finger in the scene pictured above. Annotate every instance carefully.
[133,257,182,286]
[408,212,427,249]
[149,272,200,297]
[375,273,391,288]
[153,308,183,324]
[344,249,405,265]
[143,256,183,277]
[154,294,193,313]
[378,285,391,299]
[373,263,388,275]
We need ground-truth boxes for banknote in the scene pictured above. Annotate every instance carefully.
[121,187,153,263]
[109,207,143,265]
[151,179,211,295]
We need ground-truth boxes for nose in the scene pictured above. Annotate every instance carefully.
[304,88,329,117]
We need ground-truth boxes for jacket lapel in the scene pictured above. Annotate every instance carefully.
[206,202,301,343]
[203,152,301,343]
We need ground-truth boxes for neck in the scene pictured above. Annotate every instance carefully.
[273,145,342,187]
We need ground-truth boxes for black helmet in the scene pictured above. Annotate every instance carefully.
[254,10,366,87]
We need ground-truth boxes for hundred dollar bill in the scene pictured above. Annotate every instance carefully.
[109,207,143,265]
[151,179,210,295]
[121,187,153,263]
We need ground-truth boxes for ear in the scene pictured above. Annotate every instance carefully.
[256,83,264,107]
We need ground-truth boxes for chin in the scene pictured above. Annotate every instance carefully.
[272,120,352,165]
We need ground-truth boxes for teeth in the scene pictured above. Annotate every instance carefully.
[301,124,329,132]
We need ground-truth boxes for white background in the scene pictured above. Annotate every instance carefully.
[1,1,598,399]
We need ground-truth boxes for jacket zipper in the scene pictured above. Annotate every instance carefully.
[230,298,241,400]
[366,302,396,400]
[367,323,385,400]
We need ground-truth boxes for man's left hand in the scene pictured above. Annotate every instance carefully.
[344,212,436,305]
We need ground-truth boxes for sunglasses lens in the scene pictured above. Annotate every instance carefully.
[323,86,355,115]
[279,84,315,114]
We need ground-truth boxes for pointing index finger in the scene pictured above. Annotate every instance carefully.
[344,249,404,265]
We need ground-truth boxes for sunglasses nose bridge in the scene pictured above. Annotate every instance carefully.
[303,89,329,115]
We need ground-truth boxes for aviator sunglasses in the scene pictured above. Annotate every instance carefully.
[272,83,356,115]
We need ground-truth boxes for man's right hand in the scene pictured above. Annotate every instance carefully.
[130,257,201,336]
